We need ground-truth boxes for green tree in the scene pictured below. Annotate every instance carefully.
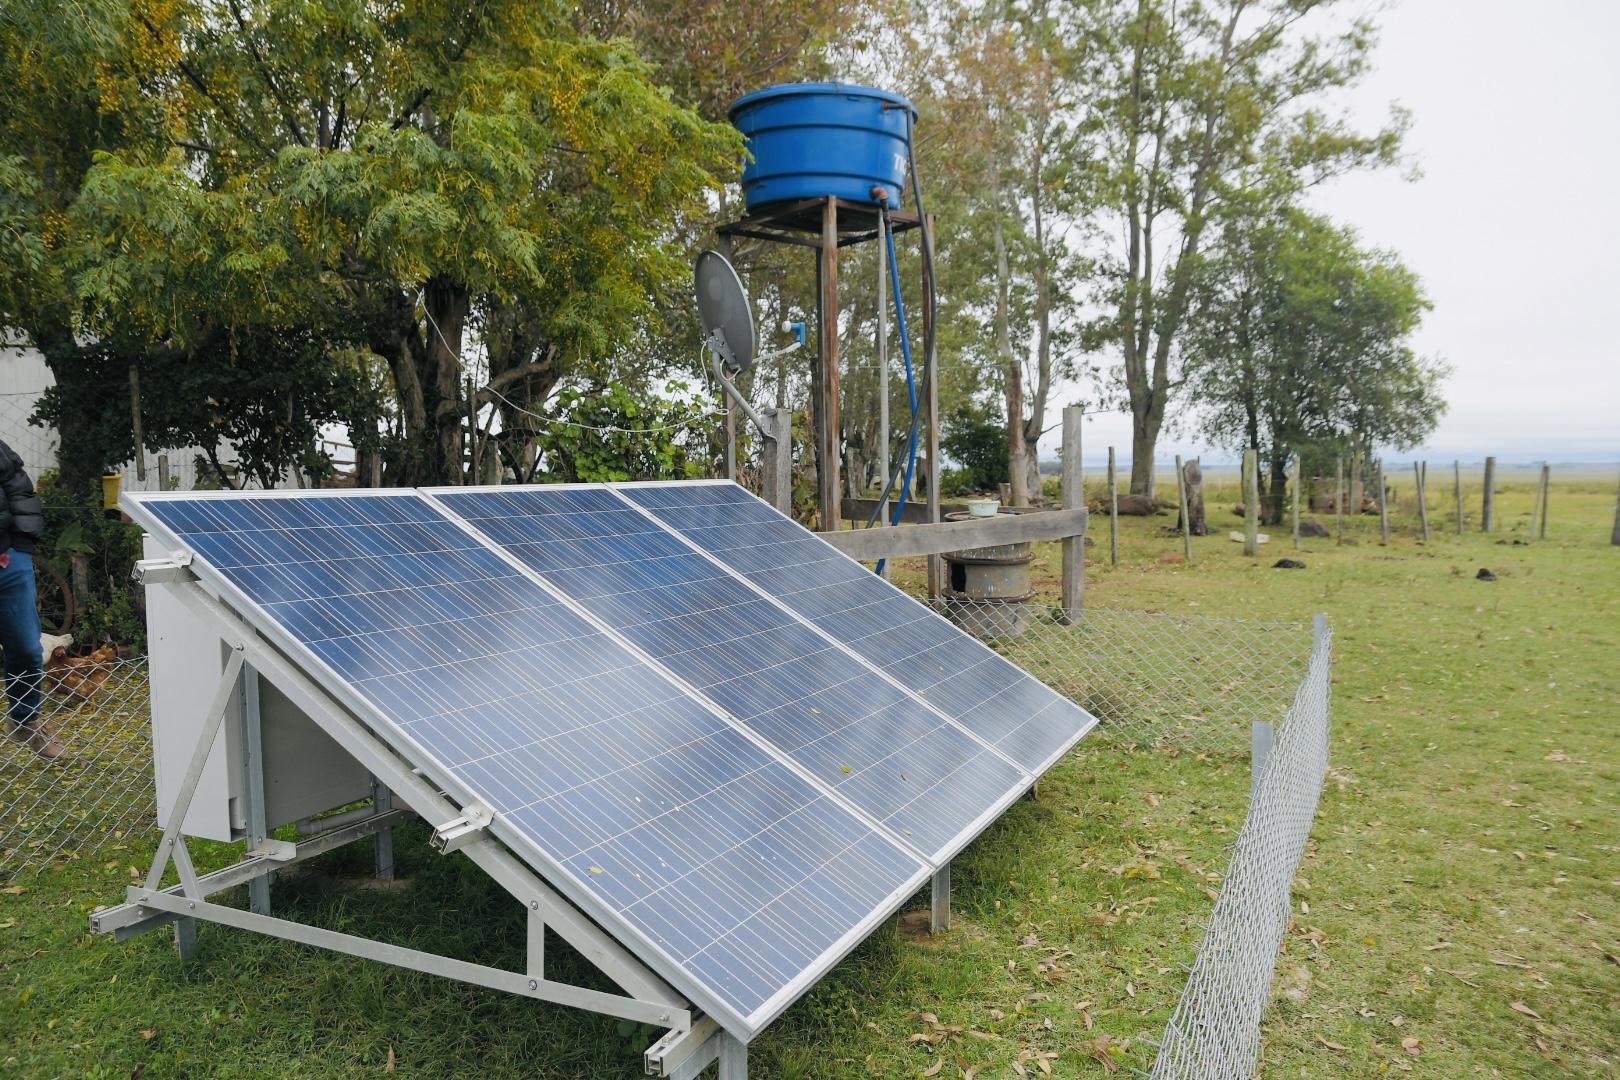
[528,382,715,483]
[59,0,740,485]
[1181,200,1445,523]
[1083,0,1408,496]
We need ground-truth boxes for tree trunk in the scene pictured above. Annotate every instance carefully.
[1128,412,1162,498]
[1265,449,1289,526]
[995,215,1028,506]
[1350,446,1365,513]
[423,276,470,484]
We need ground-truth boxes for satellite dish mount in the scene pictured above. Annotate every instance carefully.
[695,250,804,440]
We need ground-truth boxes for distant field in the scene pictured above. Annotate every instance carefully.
[0,477,1614,1078]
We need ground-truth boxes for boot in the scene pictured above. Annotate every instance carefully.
[7,722,64,760]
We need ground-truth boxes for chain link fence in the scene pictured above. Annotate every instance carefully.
[0,598,1331,1078]
[1,654,154,883]
[937,601,1311,754]
[1147,617,1333,1079]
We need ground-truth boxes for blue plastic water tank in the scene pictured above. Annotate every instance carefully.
[728,83,917,211]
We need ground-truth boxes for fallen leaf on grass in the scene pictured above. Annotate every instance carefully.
[1315,1035,1348,1051]
[1422,941,1450,951]
[0,885,27,895]
[1510,1001,1542,1020]
[921,1058,942,1077]
[139,1029,156,1041]
[1083,1034,1122,1073]
[1401,1037,1422,1056]
[385,1047,396,1073]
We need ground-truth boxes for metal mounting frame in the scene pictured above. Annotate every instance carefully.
[89,573,745,1076]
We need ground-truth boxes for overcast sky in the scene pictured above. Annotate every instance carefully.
[1072,0,1620,466]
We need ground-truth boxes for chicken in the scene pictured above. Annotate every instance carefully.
[45,643,119,705]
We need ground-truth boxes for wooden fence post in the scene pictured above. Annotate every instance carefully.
[1414,460,1430,543]
[1243,448,1259,556]
[156,453,171,492]
[1107,446,1118,566]
[1176,454,1192,561]
[1060,406,1084,620]
[1290,454,1301,550]
[1481,456,1496,532]
[761,408,794,516]
[1611,465,1620,546]
[1335,456,1345,544]
[1454,459,1464,534]
[1376,463,1389,545]
[1538,463,1551,538]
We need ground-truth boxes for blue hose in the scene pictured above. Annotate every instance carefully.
[874,219,921,577]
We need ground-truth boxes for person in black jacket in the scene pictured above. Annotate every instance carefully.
[0,439,60,759]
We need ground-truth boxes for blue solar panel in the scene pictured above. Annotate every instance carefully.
[617,482,1097,774]
[127,491,928,1036]
[433,487,1031,864]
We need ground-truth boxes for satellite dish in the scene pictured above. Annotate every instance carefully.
[695,250,755,375]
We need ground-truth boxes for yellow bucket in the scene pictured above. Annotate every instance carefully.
[101,472,122,511]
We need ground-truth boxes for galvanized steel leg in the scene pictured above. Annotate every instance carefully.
[718,1033,748,1080]
[240,665,272,915]
[371,777,394,881]
[931,864,951,933]
[527,904,545,979]
[173,910,198,960]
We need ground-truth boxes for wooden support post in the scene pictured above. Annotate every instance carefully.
[1414,461,1430,543]
[1175,453,1192,561]
[157,453,171,492]
[1106,446,1119,566]
[1611,466,1620,546]
[761,409,793,515]
[1538,463,1550,538]
[1243,448,1259,556]
[1290,454,1300,550]
[1377,463,1389,545]
[1481,456,1496,532]
[1060,405,1084,619]
[129,364,147,482]
[1454,459,1464,534]
[923,212,941,599]
[1529,463,1542,538]
[1335,456,1344,544]
[816,197,842,532]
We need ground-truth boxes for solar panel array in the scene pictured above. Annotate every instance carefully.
[126,482,1096,1040]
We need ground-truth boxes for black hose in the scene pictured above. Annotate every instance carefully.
[866,105,938,529]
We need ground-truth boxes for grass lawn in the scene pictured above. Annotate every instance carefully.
[1,471,1615,1078]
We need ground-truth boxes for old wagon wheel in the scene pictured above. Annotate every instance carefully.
[33,554,75,636]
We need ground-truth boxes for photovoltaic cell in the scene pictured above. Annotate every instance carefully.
[434,487,1030,863]
[127,491,927,1034]
[618,482,1097,773]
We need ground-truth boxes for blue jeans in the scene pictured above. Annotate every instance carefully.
[0,550,44,729]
